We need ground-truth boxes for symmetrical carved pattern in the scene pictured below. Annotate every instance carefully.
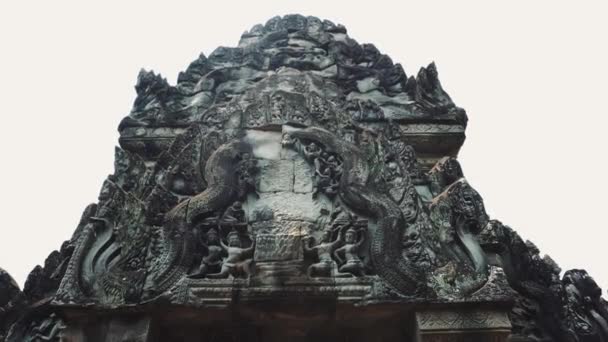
[2,14,606,342]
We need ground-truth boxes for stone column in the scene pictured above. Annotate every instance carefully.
[415,309,511,342]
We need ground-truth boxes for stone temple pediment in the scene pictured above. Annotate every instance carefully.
[2,14,607,342]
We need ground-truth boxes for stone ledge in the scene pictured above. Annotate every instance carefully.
[415,308,512,342]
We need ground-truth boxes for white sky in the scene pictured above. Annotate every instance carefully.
[1,1,607,291]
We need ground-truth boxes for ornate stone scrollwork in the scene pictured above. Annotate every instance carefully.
[55,179,150,305]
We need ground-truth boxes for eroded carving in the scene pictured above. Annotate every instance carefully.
[0,269,24,341]
[206,230,255,279]
[333,222,367,277]
[189,228,223,279]
[303,229,341,278]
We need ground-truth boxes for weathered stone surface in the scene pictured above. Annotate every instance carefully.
[257,159,294,192]
[416,309,512,342]
[416,309,512,331]
[254,234,303,262]
[245,130,283,160]
[4,13,607,342]
[249,192,329,223]
[0,269,24,341]
[293,158,314,193]
[251,220,315,236]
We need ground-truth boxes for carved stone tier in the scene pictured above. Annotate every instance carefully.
[395,124,465,171]
[416,308,512,342]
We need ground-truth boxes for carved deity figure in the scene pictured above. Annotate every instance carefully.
[313,164,332,197]
[306,146,342,198]
[384,158,401,182]
[269,93,286,122]
[401,222,432,269]
[303,230,342,278]
[206,231,255,279]
[189,228,224,279]
[326,155,342,177]
[281,133,296,148]
[398,145,419,175]
[236,152,258,199]
[307,93,331,123]
[333,223,367,277]
[303,142,322,162]
[244,102,266,127]
[401,187,419,223]
[221,201,246,225]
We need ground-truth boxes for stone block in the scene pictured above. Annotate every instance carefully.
[249,192,329,223]
[293,158,314,193]
[257,159,294,192]
[251,220,316,236]
[245,129,282,160]
[279,145,300,160]
[254,234,303,262]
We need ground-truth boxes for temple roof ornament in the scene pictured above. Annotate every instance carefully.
[2,15,606,342]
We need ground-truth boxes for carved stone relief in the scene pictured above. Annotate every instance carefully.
[3,14,607,342]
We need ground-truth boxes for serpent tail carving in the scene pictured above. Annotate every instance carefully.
[144,140,251,299]
[290,127,428,296]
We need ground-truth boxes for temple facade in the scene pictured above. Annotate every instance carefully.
[1,15,607,342]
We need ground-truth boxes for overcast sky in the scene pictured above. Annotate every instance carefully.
[1,1,606,291]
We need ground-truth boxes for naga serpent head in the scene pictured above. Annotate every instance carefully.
[563,269,603,302]
[450,181,489,234]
